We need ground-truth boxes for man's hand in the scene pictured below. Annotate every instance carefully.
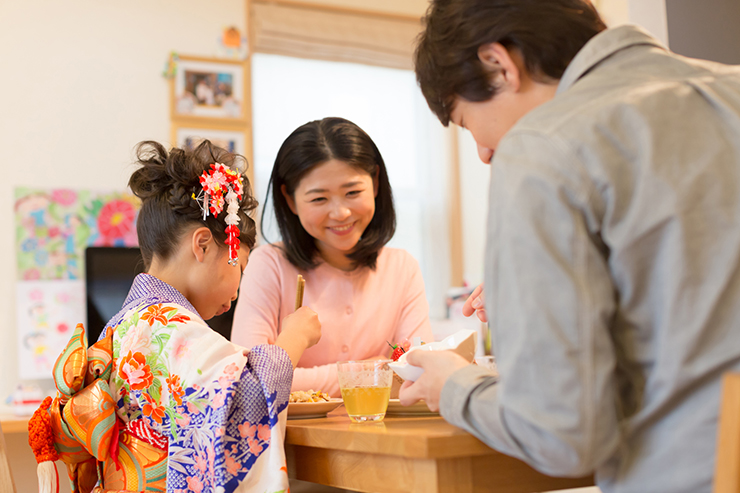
[397,350,470,411]
[462,284,487,323]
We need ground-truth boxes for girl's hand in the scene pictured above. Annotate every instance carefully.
[462,284,488,323]
[276,307,322,367]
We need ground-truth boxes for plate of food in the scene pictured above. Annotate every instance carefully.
[385,398,438,416]
[288,390,344,419]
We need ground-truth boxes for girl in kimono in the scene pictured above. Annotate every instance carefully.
[29,140,321,493]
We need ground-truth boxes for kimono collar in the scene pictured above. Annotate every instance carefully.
[102,273,203,337]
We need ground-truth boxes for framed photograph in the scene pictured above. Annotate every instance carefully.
[172,124,254,183]
[171,55,248,123]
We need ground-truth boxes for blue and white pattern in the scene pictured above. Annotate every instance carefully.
[106,273,293,493]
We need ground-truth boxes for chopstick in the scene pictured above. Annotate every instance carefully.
[294,274,305,311]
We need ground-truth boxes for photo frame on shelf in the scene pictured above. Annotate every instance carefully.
[171,54,248,123]
[171,124,253,182]
[172,124,247,155]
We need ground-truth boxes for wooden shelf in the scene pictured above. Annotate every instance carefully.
[0,415,30,435]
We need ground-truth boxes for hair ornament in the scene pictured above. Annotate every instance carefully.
[195,163,244,265]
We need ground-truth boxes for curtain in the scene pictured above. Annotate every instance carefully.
[251,1,423,70]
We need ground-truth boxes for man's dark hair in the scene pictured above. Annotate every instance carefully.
[415,0,607,125]
[264,117,396,271]
[129,140,257,269]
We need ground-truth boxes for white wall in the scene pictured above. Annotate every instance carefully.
[0,1,246,487]
[598,0,668,45]
[0,0,245,412]
[628,0,668,45]
[458,129,490,288]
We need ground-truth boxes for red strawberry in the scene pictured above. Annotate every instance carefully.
[387,341,408,361]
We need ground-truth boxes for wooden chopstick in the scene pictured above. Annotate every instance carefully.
[294,274,305,311]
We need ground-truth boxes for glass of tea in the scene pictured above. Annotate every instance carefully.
[337,360,393,423]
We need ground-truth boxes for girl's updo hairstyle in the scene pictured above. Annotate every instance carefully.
[129,140,257,269]
[265,117,395,271]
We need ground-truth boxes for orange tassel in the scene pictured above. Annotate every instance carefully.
[28,396,59,463]
[28,396,60,493]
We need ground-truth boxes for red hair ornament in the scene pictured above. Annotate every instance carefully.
[193,163,244,265]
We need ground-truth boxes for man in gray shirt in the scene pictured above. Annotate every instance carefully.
[399,1,740,492]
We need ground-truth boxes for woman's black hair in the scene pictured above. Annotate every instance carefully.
[264,117,395,271]
[129,140,257,269]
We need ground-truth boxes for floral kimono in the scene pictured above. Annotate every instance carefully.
[46,273,293,493]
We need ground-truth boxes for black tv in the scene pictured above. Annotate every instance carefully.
[85,247,236,344]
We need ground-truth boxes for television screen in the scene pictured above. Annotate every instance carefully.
[85,247,236,344]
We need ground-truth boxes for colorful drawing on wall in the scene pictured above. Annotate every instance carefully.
[16,280,85,379]
[14,188,140,281]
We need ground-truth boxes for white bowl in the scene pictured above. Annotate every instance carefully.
[388,329,477,382]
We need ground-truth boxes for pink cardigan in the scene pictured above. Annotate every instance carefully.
[231,244,433,396]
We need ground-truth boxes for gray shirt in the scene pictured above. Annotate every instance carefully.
[440,25,740,493]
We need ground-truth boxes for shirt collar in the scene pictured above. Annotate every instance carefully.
[557,24,667,95]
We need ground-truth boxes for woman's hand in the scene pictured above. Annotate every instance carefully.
[276,306,321,367]
[462,284,487,323]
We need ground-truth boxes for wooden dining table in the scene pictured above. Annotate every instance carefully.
[285,406,594,493]
[4,407,594,493]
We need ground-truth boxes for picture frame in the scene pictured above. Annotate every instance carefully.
[171,123,254,184]
[170,54,248,123]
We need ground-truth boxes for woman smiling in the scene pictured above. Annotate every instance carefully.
[231,117,433,396]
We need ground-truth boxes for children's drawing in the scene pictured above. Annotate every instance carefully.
[15,188,140,280]
[16,280,85,379]
[14,188,141,378]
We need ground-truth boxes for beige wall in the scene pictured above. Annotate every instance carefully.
[0,0,245,488]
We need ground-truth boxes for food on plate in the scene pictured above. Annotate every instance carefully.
[289,390,331,403]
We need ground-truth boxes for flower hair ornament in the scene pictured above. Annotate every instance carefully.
[192,163,244,266]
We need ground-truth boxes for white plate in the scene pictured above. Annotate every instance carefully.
[287,399,344,419]
[385,399,438,416]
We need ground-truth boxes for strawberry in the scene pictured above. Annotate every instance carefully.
[387,340,409,361]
